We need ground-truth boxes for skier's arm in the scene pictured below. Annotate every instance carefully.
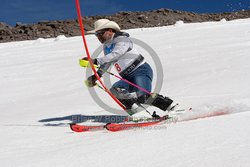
[96,63,112,77]
[97,38,132,65]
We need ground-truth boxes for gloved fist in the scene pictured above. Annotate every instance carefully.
[81,57,88,60]
[81,57,98,65]
[79,58,89,67]
[85,75,97,87]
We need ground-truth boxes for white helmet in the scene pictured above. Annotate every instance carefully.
[87,19,120,34]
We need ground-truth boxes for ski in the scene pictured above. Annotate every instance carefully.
[70,114,175,133]
[69,107,192,133]
[105,120,165,132]
[69,108,230,133]
[70,123,105,132]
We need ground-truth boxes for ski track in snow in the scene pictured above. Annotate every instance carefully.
[0,19,250,167]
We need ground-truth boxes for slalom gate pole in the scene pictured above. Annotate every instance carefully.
[75,0,126,111]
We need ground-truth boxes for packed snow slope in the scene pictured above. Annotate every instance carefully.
[1,19,250,167]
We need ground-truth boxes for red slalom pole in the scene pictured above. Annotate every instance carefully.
[75,0,126,111]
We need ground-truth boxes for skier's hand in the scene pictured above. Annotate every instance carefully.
[79,58,89,67]
[82,57,88,60]
[80,57,98,67]
[85,75,97,87]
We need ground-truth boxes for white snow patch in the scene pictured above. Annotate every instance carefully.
[220,18,227,23]
[54,35,67,41]
[175,20,184,26]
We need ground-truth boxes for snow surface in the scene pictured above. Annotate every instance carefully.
[1,19,250,167]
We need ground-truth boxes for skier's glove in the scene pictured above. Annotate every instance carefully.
[79,57,98,68]
[85,75,98,87]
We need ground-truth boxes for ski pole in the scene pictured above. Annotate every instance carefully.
[100,69,152,95]
[80,59,152,95]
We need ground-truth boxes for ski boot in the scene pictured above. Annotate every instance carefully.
[110,87,139,115]
[138,93,173,111]
[118,98,137,110]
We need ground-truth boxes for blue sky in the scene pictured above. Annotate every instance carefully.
[1,0,250,26]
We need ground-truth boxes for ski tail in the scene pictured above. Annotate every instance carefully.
[70,123,104,132]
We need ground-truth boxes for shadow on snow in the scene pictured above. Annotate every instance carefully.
[38,114,128,126]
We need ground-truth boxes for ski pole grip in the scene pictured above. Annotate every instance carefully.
[79,59,98,68]
[79,59,89,67]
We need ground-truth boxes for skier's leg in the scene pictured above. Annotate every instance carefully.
[130,63,175,111]
[110,80,137,109]
[110,63,152,110]
[131,63,153,97]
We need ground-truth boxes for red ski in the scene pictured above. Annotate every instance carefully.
[105,121,161,132]
[69,108,231,133]
[70,121,162,133]
[70,115,171,133]
[70,123,104,132]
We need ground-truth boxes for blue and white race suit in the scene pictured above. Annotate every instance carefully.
[96,32,153,97]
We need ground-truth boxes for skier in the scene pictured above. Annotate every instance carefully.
[83,19,179,115]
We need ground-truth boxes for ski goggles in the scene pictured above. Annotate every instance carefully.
[95,30,107,37]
